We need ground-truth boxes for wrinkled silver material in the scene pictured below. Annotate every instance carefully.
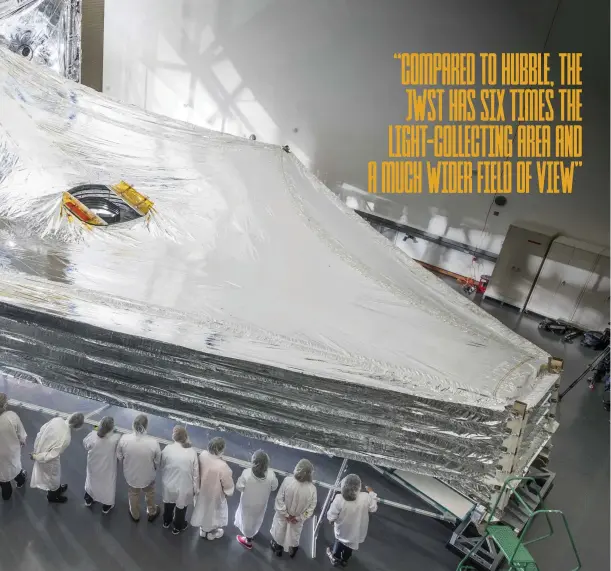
[0,48,560,507]
[0,0,80,81]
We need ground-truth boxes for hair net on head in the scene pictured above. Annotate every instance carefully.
[97,416,115,438]
[208,437,226,456]
[341,474,362,501]
[0,393,8,413]
[173,426,191,448]
[133,414,148,434]
[67,412,85,430]
[293,459,313,483]
[251,450,269,479]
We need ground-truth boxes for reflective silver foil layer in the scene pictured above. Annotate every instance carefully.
[0,0,81,81]
[0,47,559,506]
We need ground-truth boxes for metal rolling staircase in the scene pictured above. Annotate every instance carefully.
[456,476,581,571]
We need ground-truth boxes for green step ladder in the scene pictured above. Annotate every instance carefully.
[456,476,581,571]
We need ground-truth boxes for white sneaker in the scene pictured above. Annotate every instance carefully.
[207,528,224,540]
[199,528,208,539]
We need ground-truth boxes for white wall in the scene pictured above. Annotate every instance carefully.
[103,0,609,277]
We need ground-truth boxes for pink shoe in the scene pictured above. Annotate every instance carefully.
[237,535,253,550]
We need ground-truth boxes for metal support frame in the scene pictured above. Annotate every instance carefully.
[369,465,459,523]
[355,210,498,263]
[311,458,349,558]
[448,465,556,570]
[449,511,503,571]
[489,400,529,517]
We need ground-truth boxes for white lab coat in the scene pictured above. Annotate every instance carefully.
[270,476,317,550]
[117,432,161,488]
[327,491,378,550]
[190,451,234,532]
[83,430,122,506]
[30,417,71,491]
[160,442,199,508]
[0,411,27,482]
[234,468,279,538]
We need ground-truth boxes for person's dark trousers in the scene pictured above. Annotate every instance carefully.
[164,503,188,531]
[173,506,187,530]
[332,540,353,564]
[163,502,187,530]
[2,470,27,501]
[0,481,12,501]
[163,503,175,527]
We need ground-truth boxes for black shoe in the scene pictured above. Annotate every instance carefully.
[327,547,340,567]
[147,506,161,523]
[48,493,68,504]
[270,540,283,557]
[102,505,113,514]
[163,522,171,529]
[59,484,68,494]
[172,523,189,535]
[129,510,140,523]
[289,546,299,559]
[16,471,27,489]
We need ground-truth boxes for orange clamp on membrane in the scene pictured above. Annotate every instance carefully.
[62,192,108,226]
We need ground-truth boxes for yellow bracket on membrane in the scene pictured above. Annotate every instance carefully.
[111,181,155,216]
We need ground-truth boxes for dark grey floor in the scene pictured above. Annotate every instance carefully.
[0,279,609,571]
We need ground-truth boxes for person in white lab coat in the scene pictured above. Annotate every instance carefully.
[235,450,278,549]
[190,437,234,540]
[160,425,199,535]
[117,413,162,523]
[30,412,85,503]
[270,458,317,558]
[0,393,28,501]
[326,474,378,567]
[83,416,121,514]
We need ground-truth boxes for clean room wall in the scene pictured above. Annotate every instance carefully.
[102,0,609,277]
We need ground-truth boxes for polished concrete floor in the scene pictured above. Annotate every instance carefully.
[0,281,609,571]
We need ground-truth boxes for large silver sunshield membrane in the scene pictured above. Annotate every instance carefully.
[0,46,560,507]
